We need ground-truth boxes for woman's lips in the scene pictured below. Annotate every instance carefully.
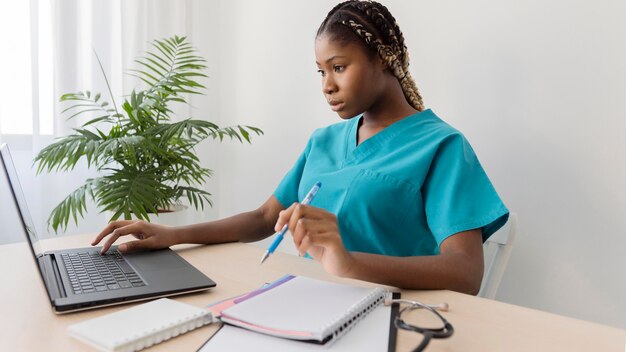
[328,100,344,111]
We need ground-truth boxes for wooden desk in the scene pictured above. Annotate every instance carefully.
[1,234,624,351]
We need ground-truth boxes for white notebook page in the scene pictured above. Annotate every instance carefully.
[220,276,385,337]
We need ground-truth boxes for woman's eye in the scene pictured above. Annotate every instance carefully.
[333,65,345,72]
[317,69,325,77]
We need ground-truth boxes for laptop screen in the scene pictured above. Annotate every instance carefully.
[0,143,43,257]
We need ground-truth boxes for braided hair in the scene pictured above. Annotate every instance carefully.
[317,0,424,111]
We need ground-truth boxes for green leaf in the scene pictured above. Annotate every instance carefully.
[83,115,114,127]
[47,180,97,233]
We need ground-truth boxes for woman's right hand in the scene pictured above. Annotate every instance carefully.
[91,220,179,254]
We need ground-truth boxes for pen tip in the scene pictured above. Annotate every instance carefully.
[259,251,269,265]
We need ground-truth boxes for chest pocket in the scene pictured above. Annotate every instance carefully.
[338,169,421,254]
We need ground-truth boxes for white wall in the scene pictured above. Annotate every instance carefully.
[210,0,626,329]
[213,0,334,256]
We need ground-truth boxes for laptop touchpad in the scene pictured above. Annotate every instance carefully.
[130,250,188,271]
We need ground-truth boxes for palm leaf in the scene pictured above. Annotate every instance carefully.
[48,179,98,232]
[96,169,166,221]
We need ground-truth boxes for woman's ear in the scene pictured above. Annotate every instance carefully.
[374,55,388,72]
[380,59,389,71]
[376,45,397,73]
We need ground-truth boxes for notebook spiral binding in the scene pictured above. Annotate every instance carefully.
[321,287,388,345]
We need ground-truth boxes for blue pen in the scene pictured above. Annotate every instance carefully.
[259,182,322,264]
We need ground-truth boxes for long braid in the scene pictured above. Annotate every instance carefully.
[317,1,424,111]
[369,2,424,112]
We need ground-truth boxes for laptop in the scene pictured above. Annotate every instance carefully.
[0,143,216,313]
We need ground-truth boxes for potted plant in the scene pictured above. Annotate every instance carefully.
[34,35,263,233]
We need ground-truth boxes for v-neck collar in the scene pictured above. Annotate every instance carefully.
[343,109,431,166]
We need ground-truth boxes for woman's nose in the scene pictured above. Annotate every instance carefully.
[322,75,337,95]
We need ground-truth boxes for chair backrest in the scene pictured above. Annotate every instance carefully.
[478,213,517,299]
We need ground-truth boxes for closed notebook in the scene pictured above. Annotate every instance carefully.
[218,275,387,344]
[68,298,213,352]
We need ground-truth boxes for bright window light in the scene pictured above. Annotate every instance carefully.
[38,0,53,135]
[0,1,33,134]
[0,0,54,136]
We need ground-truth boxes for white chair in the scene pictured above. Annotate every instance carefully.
[478,212,517,299]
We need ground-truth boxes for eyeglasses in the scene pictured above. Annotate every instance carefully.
[390,299,454,352]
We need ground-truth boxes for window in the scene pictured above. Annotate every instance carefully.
[0,0,53,136]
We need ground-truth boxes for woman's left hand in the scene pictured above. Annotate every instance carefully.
[275,203,355,277]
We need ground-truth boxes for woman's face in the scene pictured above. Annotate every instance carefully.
[315,34,386,119]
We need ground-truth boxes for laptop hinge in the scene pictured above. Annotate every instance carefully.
[39,254,67,300]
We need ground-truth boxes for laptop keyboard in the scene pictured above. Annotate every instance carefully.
[61,251,146,295]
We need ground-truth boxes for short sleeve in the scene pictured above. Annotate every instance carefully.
[273,139,312,209]
[422,133,509,246]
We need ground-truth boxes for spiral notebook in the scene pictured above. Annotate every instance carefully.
[216,275,388,345]
[199,298,398,352]
[68,298,213,352]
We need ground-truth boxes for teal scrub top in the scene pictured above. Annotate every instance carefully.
[274,109,509,256]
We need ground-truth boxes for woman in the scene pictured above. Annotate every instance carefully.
[92,0,508,294]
